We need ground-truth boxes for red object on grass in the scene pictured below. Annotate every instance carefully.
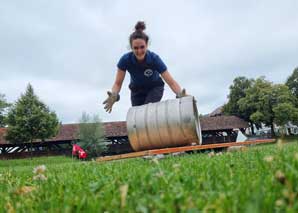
[78,150,87,159]
[72,144,80,155]
[72,144,87,159]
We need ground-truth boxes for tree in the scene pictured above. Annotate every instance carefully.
[223,76,256,133]
[5,84,59,145]
[286,67,298,106]
[273,103,298,126]
[0,93,10,127]
[238,77,270,133]
[77,112,107,159]
[239,77,296,136]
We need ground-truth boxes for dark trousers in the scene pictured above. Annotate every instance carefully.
[131,86,164,106]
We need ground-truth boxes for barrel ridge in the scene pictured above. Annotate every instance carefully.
[154,102,163,148]
[126,108,138,151]
[134,107,141,151]
[178,98,190,144]
[165,100,175,147]
[144,103,153,150]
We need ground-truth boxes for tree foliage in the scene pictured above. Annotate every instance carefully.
[238,77,297,135]
[223,76,256,132]
[286,67,298,106]
[273,103,298,126]
[5,84,59,144]
[77,112,107,158]
[0,93,10,127]
[225,74,298,136]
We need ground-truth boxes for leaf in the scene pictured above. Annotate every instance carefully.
[120,184,129,208]
[14,186,36,195]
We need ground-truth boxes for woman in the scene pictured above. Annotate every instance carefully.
[103,21,187,113]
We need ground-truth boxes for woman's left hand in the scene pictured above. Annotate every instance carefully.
[176,88,189,98]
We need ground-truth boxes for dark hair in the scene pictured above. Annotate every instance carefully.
[129,21,149,47]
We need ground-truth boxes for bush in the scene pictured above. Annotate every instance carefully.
[77,112,107,159]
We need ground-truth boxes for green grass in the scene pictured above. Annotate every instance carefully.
[1,139,298,212]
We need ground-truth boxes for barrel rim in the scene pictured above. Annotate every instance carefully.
[191,96,202,145]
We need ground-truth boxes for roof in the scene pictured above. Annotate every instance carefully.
[200,115,248,131]
[0,122,128,144]
[46,124,79,142]
[208,106,224,117]
[103,121,127,137]
[0,116,248,144]
[44,122,127,142]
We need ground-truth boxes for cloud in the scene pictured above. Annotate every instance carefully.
[0,0,297,123]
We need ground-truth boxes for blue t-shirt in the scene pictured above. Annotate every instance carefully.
[117,50,167,89]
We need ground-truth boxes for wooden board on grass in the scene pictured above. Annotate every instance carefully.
[96,139,275,162]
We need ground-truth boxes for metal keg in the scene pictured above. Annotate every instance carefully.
[126,96,202,151]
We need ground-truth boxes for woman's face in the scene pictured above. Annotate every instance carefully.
[131,39,147,61]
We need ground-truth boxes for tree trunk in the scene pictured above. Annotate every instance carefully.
[270,123,275,137]
[250,122,255,135]
[30,139,33,160]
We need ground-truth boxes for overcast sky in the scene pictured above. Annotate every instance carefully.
[1,1,297,123]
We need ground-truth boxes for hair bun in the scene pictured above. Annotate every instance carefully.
[135,21,146,32]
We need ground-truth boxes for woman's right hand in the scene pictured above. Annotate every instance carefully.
[103,91,120,113]
[103,69,125,113]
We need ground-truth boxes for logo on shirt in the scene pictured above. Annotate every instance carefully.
[144,69,153,77]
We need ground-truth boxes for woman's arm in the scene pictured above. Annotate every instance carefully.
[161,70,182,94]
[111,69,126,94]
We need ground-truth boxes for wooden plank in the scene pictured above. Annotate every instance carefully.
[96,150,150,162]
[149,139,275,155]
[96,139,275,162]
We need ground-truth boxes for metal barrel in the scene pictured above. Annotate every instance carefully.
[126,96,202,151]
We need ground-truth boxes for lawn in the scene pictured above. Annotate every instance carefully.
[1,138,298,212]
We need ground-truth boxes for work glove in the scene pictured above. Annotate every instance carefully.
[103,91,120,113]
[176,88,188,98]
